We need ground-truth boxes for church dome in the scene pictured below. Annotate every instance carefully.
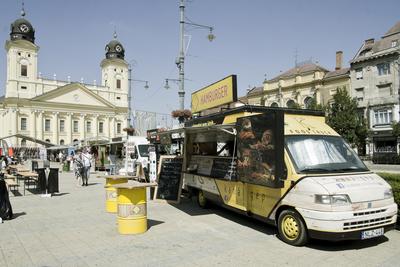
[105,33,125,60]
[10,17,35,43]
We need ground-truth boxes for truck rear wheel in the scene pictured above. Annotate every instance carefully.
[197,190,208,208]
[277,209,308,246]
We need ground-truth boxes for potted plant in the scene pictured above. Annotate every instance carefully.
[123,126,135,136]
[171,109,192,124]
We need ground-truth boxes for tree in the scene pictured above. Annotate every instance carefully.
[306,97,325,111]
[392,121,400,138]
[326,87,366,148]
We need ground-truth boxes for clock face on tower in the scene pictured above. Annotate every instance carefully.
[19,24,29,33]
[115,45,122,52]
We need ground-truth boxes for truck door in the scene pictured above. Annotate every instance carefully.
[236,111,285,217]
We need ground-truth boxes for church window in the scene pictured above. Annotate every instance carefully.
[116,96,121,100]
[45,119,51,132]
[59,120,65,132]
[73,120,79,132]
[117,79,121,89]
[21,86,27,90]
[21,64,28,77]
[20,118,27,131]
[99,122,104,134]
[60,140,65,145]
[86,121,92,133]
[117,123,121,134]
[21,139,27,146]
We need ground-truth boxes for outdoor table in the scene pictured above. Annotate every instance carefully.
[98,175,136,213]
[17,171,39,195]
[8,165,30,174]
[113,181,157,235]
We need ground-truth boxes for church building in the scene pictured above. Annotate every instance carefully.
[0,9,129,147]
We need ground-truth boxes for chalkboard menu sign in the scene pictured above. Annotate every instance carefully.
[210,158,236,180]
[154,156,183,203]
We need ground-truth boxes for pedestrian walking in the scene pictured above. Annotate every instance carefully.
[73,150,83,187]
[80,149,92,186]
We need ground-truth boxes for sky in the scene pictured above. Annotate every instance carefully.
[0,0,399,115]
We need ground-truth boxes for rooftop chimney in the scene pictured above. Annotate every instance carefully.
[365,38,375,45]
[335,51,343,70]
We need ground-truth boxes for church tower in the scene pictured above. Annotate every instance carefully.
[100,32,129,107]
[5,6,39,98]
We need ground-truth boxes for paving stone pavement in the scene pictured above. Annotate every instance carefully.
[1,171,399,267]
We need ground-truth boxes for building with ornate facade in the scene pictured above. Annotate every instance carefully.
[241,52,351,109]
[0,11,129,147]
[350,21,400,161]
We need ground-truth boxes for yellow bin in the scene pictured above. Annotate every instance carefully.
[115,182,156,235]
[105,177,128,213]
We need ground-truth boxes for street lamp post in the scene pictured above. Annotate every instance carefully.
[176,0,215,110]
[125,64,149,175]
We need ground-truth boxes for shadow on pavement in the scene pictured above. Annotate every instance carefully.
[86,183,100,186]
[12,212,27,219]
[52,192,70,197]
[307,235,389,251]
[171,195,277,237]
[10,191,22,197]
[148,219,164,230]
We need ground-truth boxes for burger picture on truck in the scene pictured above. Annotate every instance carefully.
[182,106,397,246]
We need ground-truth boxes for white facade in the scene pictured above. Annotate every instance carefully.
[350,21,400,160]
[0,18,129,147]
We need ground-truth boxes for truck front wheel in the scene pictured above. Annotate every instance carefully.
[277,209,308,246]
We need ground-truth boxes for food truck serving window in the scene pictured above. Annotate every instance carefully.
[236,111,284,188]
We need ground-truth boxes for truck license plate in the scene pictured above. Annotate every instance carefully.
[361,228,384,239]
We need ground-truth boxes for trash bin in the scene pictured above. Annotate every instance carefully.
[114,182,156,235]
[102,176,129,213]
[63,163,69,172]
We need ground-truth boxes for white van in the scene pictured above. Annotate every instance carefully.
[182,106,397,246]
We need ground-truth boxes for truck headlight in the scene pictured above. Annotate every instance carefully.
[315,194,351,205]
[384,189,393,199]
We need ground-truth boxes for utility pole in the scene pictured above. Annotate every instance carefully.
[128,64,132,127]
[178,0,185,110]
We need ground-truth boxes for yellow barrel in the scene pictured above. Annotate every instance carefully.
[105,178,128,213]
[117,187,147,234]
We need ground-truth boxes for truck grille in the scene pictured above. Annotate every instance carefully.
[353,209,386,217]
[343,216,393,230]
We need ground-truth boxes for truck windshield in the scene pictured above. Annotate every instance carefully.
[285,135,368,174]
[138,145,151,157]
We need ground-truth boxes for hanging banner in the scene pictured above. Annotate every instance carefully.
[191,75,237,113]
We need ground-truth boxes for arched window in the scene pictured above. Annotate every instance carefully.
[73,139,79,146]
[304,97,313,109]
[45,139,51,143]
[21,139,26,147]
[271,102,279,107]
[286,100,296,108]
[60,139,65,145]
